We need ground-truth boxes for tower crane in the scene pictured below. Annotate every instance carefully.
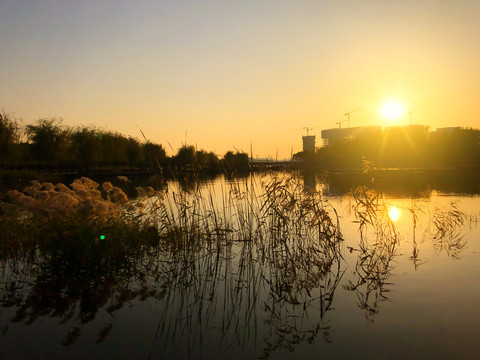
[408,107,420,125]
[335,119,343,128]
[336,108,361,128]
[303,126,313,136]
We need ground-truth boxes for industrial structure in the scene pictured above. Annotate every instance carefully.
[320,124,431,146]
[321,126,382,146]
[301,126,316,153]
[302,134,316,153]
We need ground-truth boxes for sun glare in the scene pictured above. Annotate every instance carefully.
[388,205,400,222]
[381,101,403,121]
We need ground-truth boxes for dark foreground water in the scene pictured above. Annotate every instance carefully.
[1,171,479,359]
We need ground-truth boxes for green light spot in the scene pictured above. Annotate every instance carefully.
[99,235,106,240]
[98,133,103,140]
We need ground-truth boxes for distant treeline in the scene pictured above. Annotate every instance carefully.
[295,125,480,169]
[0,114,249,172]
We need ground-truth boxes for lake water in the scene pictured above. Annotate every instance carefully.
[1,170,479,359]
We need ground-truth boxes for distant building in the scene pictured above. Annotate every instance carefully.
[302,135,316,153]
[383,125,430,143]
[321,126,382,146]
[430,127,461,138]
[433,127,461,133]
[320,125,431,146]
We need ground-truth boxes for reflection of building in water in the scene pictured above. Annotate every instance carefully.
[321,125,430,146]
[302,135,316,153]
[302,171,316,190]
[301,171,331,194]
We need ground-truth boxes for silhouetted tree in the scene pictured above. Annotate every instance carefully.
[175,145,196,168]
[126,137,144,168]
[206,151,219,167]
[143,142,167,170]
[223,150,249,171]
[195,149,208,166]
[70,127,102,169]
[99,132,128,167]
[0,113,20,165]
[25,118,70,167]
[193,149,220,170]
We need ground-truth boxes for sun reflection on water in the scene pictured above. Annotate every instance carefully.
[388,205,400,222]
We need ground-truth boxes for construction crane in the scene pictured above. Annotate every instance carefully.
[303,127,313,136]
[337,108,361,128]
[408,107,420,125]
[288,127,316,135]
[335,119,347,129]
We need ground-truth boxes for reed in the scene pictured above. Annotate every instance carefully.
[1,170,471,357]
[0,172,344,355]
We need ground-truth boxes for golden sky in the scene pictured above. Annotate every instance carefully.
[1,0,479,159]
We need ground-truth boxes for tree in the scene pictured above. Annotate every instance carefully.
[223,150,249,171]
[99,132,128,167]
[206,152,219,167]
[143,142,167,170]
[70,127,102,169]
[25,118,70,166]
[175,145,196,168]
[0,113,20,165]
[126,137,144,168]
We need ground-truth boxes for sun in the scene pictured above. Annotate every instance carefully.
[381,101,403,121]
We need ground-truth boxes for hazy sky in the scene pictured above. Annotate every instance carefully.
[1,0,479,158]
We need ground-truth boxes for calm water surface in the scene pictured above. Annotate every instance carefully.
[1,171,479,359]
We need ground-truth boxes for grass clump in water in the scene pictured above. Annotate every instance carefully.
[0,172,346,353]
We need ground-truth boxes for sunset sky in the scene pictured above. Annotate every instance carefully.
[1,0,479,159]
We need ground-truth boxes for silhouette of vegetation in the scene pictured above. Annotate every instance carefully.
[0,171,475,358]
[3,111,479,176]
[0,173,344,356]
[0,113,248,174]
[26,118,70,167]
[0,113,21,166]
[223,150,249,172]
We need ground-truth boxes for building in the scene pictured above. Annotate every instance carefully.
[302,135,316,153]
[320,125,432,147]
[321,126,382,146]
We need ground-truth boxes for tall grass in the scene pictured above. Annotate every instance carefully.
[0,172,344,354]
[139,172,345,358]
[0,170,471,357]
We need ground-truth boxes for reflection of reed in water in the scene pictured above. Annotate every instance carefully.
[408,198,425,270]
[2,173,471,356]
[430,202,466,259]
[344,185,399,322]
[343,184,469,321]
[0,227,164,346]
[151,173,344,359]
[406,198,467,265]
[0,173,344,358]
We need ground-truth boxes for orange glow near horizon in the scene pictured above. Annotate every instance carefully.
[1,1,479,159]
